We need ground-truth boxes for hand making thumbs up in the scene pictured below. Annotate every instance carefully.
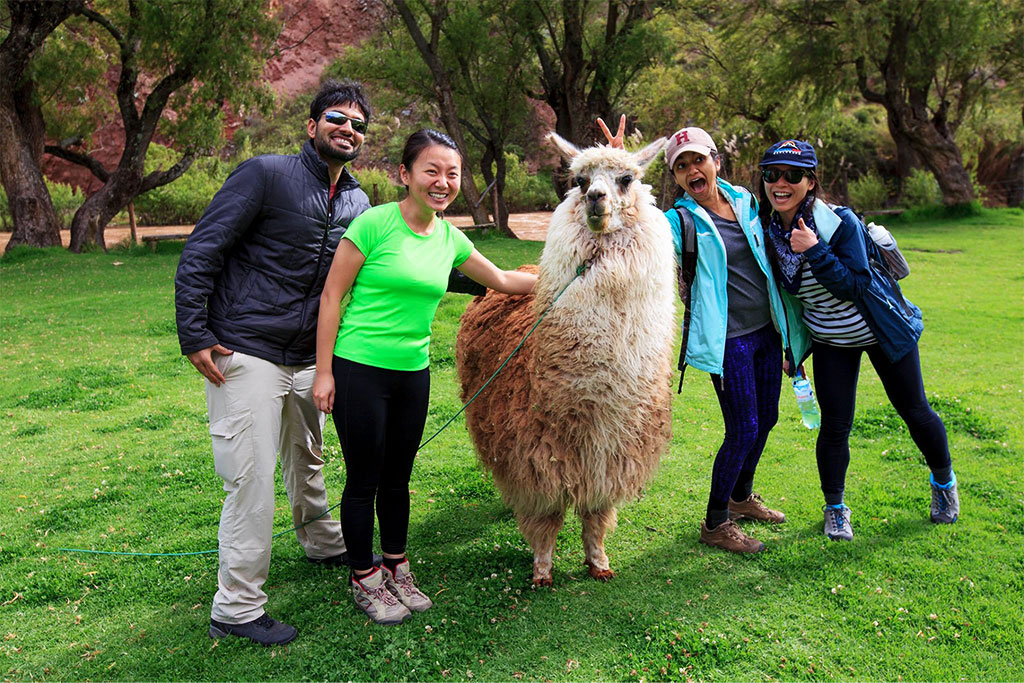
[789,217,818,253]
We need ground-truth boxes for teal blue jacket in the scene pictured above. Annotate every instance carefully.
[664,179,808,376]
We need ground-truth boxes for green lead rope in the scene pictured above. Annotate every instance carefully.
[59,261,591,558]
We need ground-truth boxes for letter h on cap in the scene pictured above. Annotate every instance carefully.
[674,130,690,144]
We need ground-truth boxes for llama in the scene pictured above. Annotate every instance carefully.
[455,133,677,585]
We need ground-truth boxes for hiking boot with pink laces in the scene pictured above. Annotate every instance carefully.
[351,568,412,625]
[382,560,433,612]
[699,519,765,554]
[728,492,786,524]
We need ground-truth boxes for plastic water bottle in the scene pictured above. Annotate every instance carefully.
[792,373,820,429]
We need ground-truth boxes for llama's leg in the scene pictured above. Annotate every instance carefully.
[517,511,565,586]
[580,506,618,581]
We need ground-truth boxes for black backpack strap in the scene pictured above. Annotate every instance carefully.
[675,207,698,393]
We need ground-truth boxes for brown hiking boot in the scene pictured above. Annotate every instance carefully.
[728,492,786,524]
[700,520,765,554]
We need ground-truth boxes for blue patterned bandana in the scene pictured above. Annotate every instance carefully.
[766,196,818,293]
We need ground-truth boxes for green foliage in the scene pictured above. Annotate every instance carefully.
[230,93,311,158]
[132,146,233,225]
[0,179,82,230]
[0,184,9,231]
[1,213,1022,679]
[500,153,558,212]
[900,200,986,222]
[352,167,403,206]
[902,168,942,208]
[848,171,890,211]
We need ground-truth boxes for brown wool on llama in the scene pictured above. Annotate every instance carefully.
[456,133,677,586]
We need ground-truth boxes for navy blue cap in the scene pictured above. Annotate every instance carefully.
[759,139,818,168]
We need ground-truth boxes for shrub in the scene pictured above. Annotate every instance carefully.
[901,200,984,222]
[0,179,83,230]
[48,179,83,228]
[352,166,403,205]
[902,168,941,207]
[133,147,233,225]
[847,171,889,210]
[501,152,558,212]
[0,185,8,231]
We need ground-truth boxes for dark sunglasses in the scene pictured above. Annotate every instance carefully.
[322,111,367,134]
[761,167,812,184]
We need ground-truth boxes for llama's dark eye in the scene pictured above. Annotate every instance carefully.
[574,175,589,190]
[617,174,634,188]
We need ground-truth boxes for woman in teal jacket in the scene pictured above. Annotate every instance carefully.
[602,119,805,554]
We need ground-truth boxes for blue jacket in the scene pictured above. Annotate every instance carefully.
[175,141,371,365]
[665,179,804,376]
[776,200,923,364]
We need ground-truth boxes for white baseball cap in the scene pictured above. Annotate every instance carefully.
[665,127,718,169]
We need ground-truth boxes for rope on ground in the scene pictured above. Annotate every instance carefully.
[58,261,592,558]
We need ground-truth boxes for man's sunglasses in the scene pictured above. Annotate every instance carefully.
[322,111,367,134]
[761,168,813,184]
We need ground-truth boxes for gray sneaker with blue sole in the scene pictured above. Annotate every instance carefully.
[823,504,853,541]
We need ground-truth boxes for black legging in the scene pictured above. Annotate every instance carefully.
[812,340,951,500]
[331,356,430,571]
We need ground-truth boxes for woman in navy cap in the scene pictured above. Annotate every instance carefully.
[757,139,959,541]
[600,117,801,554]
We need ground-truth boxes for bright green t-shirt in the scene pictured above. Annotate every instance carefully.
[334,202,474,371]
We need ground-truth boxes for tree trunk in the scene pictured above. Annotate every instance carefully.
[391,0,489,226]
[69,165,141,252]
[0,94,62,251]
[480,144,514,238]
[898,115,974,205]
[0,0,84,253]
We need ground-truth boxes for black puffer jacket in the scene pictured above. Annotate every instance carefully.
[175,141,370,365]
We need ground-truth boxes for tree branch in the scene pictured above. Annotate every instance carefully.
[44,144,111,182]
[855,56,885,104]
[139,151,196,193]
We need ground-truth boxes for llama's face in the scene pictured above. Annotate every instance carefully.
[570,158,641,233]
[547,133,668,236]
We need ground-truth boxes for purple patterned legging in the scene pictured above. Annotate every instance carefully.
[708,324,783,512]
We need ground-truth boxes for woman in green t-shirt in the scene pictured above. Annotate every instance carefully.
[313,129,536,625]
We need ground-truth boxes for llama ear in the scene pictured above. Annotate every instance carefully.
[632,137,668,170]
[546,132,580,161]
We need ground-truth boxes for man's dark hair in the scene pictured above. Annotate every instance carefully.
[309,79,371,124]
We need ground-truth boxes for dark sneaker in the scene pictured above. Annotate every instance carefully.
[728,492,786,523]
[930,473,959,524]
[352,568,412,625]
[382,560,433,612]
[823,504,853,541]
[699,520,765,554]
[307,551,383,568]
[209,613,297,646]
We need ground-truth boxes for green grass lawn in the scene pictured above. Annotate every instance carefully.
[1,209,1022,681]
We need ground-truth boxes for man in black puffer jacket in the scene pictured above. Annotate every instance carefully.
[175,80,483,646]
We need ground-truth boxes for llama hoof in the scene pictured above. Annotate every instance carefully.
[532,576,553,587]
[585,562,615,582]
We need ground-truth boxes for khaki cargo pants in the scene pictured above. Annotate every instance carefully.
[206,351,347,624]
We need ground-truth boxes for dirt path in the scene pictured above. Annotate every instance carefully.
[0,212,553,253]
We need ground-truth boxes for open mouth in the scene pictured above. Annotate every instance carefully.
[428,192,449,201]
[772,191,793,202]
[689,177,708,194]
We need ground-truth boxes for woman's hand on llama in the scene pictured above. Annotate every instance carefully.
[597,115,627,149]
[789,218,818,253]
[312,371,335,414]
[457,249,537,294]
